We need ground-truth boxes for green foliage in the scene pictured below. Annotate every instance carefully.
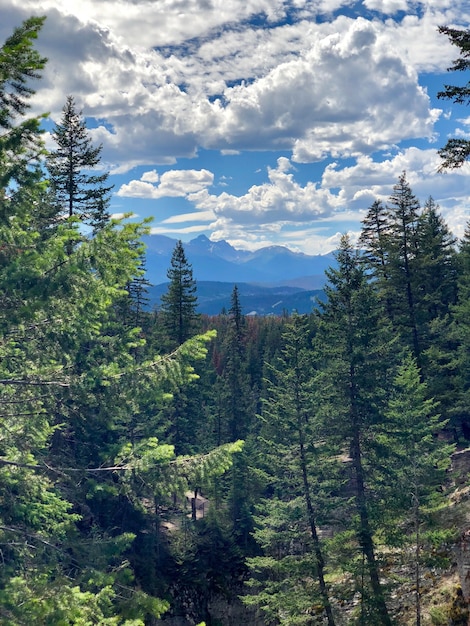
[0,17,248,624]
[245,314,338,625]
[316,235,395,625]
[0,16,467,626]
[0,16,47,199]
[0,574,168,625]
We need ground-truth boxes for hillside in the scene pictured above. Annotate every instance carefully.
[148,281,325,315]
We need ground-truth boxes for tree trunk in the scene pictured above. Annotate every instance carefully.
[298,429,336,626]
[351,424,392,626]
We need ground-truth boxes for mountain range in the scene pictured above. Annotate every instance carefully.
[143,234,336,315]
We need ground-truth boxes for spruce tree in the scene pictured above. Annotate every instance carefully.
[46,95,111,231]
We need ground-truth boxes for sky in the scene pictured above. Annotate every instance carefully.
[2,0,470,255]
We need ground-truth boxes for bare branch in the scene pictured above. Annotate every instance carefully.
[0,379,69,387]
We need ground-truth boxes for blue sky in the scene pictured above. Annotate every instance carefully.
[2,0,470,254]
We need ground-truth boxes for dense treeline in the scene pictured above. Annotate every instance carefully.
[1,15,470,626]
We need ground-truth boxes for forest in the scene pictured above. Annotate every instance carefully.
[1,15,470,626]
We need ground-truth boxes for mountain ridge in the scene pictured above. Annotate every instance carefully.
[142,234,336,288]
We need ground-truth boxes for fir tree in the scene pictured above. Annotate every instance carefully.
[378,354,454,626]
[46,95,112,231]
[316,235,394,625]
[437,223,470,439]
[161,240,199,347]
[0,16,47,223]
[416,197,458,319]
[358,199,394,320]
[246,314,337,626]
[386,171,422,364]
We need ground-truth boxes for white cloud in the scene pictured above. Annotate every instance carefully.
[162,210,216,224]
[149,224,211,236]
[141,170,159,183]
[1,1,449,169]
[174,148,470,250]
[188,157,342,226]
[320,148,470,239]
[117,169,214,198]
[3,0,470,253]
[363,0,409,11]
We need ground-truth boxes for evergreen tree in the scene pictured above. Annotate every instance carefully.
[245,314,337,626]
[386,171,422,364]
[316,235,394,625]
[377,354,454,626]
[206,287,259,549]
[358,199,394,319]
[437,26,470,169]
[0,16,47,223]
[116,247,152,330]
[416,197,457,324]
[435,223,470,439]
[415,196,458,374]
[0,19,244,623]
[161,240,199,347]
[46,95,112,231]
[215,285,254,443]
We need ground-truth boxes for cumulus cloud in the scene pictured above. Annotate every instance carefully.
[162,210,216,224]
[1,0,450,169]
[2,0,469,253]
[172,150,470,250]
[320,149,470,239]
[187,157,342,226]
[117,169,214,198]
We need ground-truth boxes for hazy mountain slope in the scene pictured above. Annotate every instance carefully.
[148,281,325,315]
[142,234,335,288]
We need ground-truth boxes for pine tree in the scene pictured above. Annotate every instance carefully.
[161,240,199,347]
[46,95,112,231]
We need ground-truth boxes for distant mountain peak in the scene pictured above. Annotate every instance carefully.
[142,233,336,287]
[187,234,241,262]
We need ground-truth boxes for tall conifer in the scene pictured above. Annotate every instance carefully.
[47,95,111,231]
[317,235,394,625]
[246,314,337,625]
[161,240,199,347]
